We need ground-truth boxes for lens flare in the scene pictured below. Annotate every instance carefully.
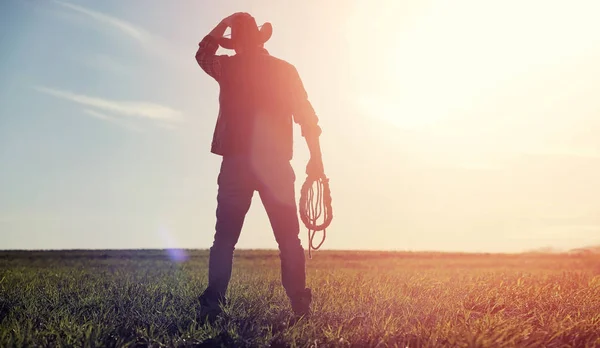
[157,226,189,263]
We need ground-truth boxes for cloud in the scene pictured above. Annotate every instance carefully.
[53,0,150,45]
[50,1,188,69]
[83,109,144,133]
[35,86,183,123]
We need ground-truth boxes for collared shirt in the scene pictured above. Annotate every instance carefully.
[195,35,321,160]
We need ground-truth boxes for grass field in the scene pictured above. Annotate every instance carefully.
[1,249,599,347]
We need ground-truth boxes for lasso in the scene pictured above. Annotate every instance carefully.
[299,175,333,259]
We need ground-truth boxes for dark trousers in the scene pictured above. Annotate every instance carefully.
[206,154,306,301]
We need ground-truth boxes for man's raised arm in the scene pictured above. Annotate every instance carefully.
[195,14,241,81]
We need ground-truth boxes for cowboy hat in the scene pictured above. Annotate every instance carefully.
[218,15,272,50]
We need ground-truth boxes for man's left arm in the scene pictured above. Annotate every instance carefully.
[288,65,325,178]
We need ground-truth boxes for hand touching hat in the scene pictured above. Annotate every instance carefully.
[218,13,272,50]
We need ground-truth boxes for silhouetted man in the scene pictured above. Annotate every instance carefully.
[195,12,325,321]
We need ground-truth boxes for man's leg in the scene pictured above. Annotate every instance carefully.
[200,156,254,318]
[256,159,311,315]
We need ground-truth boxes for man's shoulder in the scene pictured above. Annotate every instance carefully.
[264,54,297,72]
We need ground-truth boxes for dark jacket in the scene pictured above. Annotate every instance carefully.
[196,35,321,160]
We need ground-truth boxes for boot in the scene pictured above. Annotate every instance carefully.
[290,288,312,318]
[198,287,227,324]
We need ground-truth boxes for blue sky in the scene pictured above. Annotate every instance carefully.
[1,0,599,252]
[0,0,343,251]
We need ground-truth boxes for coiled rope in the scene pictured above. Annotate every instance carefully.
[299,175,333,259]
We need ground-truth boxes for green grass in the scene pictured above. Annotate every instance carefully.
[1,249,599,347]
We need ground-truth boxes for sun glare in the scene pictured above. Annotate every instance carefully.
[345,0,600,146]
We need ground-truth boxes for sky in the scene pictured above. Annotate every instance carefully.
[1,0,599,253]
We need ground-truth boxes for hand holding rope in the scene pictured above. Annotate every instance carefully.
[299,174,333,259]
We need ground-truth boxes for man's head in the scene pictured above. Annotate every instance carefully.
[219,14,272,53]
